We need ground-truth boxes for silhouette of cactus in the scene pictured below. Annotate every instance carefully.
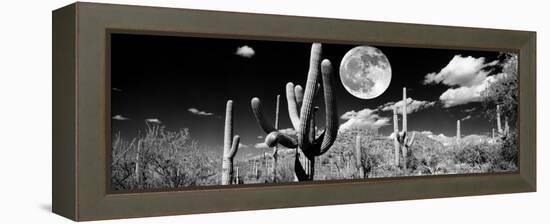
[394,87,415,170]
[221,100,240,185]
[251,43,338,181]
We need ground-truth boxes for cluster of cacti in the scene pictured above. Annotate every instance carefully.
[251,43,339,181]
[221,100,240,185]
[393,87,415,170]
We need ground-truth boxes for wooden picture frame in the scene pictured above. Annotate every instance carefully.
[52,2,536,221]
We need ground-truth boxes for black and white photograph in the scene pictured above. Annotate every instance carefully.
[110,33,518,191]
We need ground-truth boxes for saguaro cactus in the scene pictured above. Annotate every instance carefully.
[393,107,400,166]
[395,87,415,170]
[251,43,338,181]
[134,139,144,187]
[221,100,240,185]
[496,105,503,133]
[456,120,461,144]
[272,95,281,182]
[355,134,366,178]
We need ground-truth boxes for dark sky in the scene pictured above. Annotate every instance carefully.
[111,33,511,158]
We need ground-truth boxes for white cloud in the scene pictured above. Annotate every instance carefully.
[379,97,435,114]
[257,135,264,139]
[187,108,214,116]
[339,109,390,131]
[239,143,249,149]
[112,115,129,120]
[424,55,497,87]
[145,118,161,124]
[235,45,255,58]
[425,55,504,108]
[438,73,507,107]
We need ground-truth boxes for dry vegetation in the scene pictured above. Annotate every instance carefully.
[112,124,517,190]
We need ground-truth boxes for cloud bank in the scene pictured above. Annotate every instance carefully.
[424,55,504,107]
[145,118,161,124]
[379,97,435,114]
[339,108,390,131]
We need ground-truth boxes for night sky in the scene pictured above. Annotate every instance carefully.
[111,33,512,159]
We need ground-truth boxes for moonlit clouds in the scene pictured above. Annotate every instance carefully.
[424,55,497,86]
[438,73,507,107]
[424,55,503,107]
[145,118,161,124]
[112,115,129,120]
[235,45,255,58]
[379,97,435,114]
[187,108,214,116]
[339,108,390,131]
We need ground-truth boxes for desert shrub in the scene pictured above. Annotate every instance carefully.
[111,125,219,190]
[454,143,490,168]
[499,130,518,166]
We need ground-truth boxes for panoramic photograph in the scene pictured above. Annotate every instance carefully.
[110,33,518,191]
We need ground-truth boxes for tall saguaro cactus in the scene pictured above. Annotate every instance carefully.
[393,107,400,166]
[135,139,144,187]
[272,95,281,182]
[251,43,338,181]
[496,105,503,133]
[395,87,415,170]
[221,100,240,185]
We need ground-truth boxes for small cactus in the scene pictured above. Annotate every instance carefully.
[221,100,240,185]
[496,105,502,133]
[134,139,144,187]
[355,134,366,178]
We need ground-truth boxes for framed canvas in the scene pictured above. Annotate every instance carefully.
[52,2,536,221]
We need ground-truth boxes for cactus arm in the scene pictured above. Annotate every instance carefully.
[228,135,240,159]
[251,97,277,134]
[294,85,304,108]
[298,43,322,150]
[265,131,298,148]
[407,132,415,147]
[286,82,301,130]
[317,59,338,154]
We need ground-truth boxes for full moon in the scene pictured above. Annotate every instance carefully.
[339,46,392,99]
